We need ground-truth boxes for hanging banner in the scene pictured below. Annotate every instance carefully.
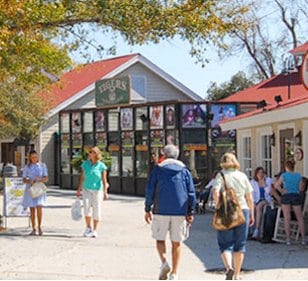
[95,76,131,106]
[4,177,29,217]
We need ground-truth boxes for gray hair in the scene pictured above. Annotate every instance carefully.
[163,145,179,159]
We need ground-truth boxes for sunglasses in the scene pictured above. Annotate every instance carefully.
[89,150,96,154]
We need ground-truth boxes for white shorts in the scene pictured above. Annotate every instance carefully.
[83,189,102,221]
[151,215,189,242]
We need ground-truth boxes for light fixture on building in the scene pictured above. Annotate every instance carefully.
[274,95,282,105]
[257,100,267,109]
[295,131,302,146]
[270,133,275,146]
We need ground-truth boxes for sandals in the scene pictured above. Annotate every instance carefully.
[225,269,234,280]
[29,228,43,236]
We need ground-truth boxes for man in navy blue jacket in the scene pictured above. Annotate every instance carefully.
[145,145,196,280]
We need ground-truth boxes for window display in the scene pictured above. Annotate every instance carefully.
[95,110,106,131]
[60,113,70,133]
[166,105,176,128]
[121,131,134,177]
[121,108,133,130]
[135,107,148,130]
[150,105,163,128]
[182,104,206,128]
[83,111,93,133]
[135,131,148,177]
[71,112,81,133]
[108,109,119,131]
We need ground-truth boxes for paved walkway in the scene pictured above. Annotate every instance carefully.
[0,187,307,280]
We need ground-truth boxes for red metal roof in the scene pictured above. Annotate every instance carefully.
[290,42,308,55]
[221,94,308,123]
[47,54,138,107]
[221,71,308,105]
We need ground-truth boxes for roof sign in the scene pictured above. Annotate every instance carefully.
[95,76,131,107]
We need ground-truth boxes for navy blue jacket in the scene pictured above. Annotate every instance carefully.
[145,158,196,216]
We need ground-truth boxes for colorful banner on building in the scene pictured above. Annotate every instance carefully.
[4,177,29,217]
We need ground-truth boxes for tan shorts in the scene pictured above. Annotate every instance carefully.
[151,215,189,242]
[83,189,102,221]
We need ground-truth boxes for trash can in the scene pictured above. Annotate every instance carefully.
[3,164,18,177]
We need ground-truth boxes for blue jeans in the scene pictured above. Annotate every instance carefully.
[217,209,250,253]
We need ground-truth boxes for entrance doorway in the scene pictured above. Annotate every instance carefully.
[279,129,294,171]
[1,143,14,164]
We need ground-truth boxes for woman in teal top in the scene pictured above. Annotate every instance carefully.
[77,146,108,238]
[275,160,306,245]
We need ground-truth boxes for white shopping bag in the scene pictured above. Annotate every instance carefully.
[71,199,82,221]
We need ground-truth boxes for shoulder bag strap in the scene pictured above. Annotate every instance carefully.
[220,171,229,191]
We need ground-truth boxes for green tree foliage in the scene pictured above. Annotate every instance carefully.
[0,0,249,139]
[206,71,254,101]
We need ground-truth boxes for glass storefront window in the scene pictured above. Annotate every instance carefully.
[96,132,107,151]
[182,149,207,179]
[135,107,148,130]
[150,105,164,129]
[120,108,133,130]
[72,112,81,133]
[181,104,206,128]
[166,130,179,145]
[182,128,207,180]
[121,131,134,177]
[135,131,149,177]
[182,129,206,144]
[61,148,70,174]
[83,111,93,133]
[83,133,94,148]
[60,113,70,133]
[108,132,120,176]
[95,110,106,131]
[108,109,119,131]
[165,105,176,129]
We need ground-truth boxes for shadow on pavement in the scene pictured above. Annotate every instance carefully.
[184,213,308,274]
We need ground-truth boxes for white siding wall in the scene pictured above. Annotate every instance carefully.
[40,115,59,185]
[121,63,193,102]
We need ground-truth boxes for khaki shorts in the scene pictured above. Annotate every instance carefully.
[151,215,189,242]
[83,189,102,221]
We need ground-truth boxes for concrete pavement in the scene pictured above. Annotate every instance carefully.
[0,187,307,280]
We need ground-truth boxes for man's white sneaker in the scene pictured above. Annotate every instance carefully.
[158,261,171,280]
[83,227,92,237]
[169,273,178,280]
[92,230,98,238]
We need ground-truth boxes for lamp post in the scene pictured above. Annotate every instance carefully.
[283,56,296,100]
[206,112,214,179]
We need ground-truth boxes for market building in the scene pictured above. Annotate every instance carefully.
[1,53,251,195]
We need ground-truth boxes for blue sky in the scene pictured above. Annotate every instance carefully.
[72,35,248,99]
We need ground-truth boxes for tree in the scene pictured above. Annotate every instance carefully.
[0,0,250,139]
[206,71,254,101]
[219,0,308,80]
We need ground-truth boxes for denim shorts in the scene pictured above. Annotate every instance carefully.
[217,209,250,253]
[281,193,301,206]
